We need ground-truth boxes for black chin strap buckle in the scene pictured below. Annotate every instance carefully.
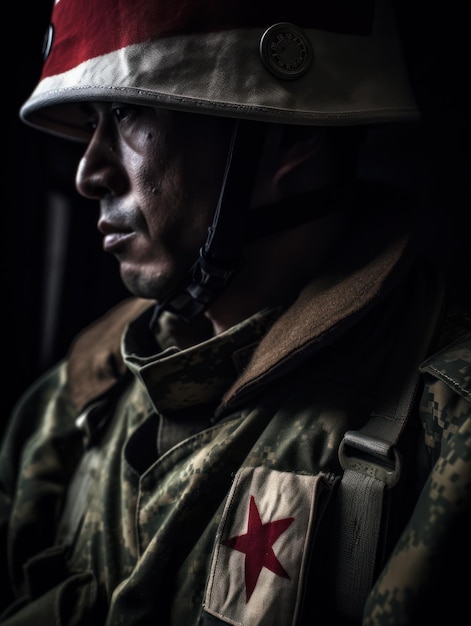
[159,249,238,322]
[187,248,238,303]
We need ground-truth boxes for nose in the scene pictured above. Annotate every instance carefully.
[75,129,128,200]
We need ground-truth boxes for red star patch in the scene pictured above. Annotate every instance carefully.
[221,495,294,602]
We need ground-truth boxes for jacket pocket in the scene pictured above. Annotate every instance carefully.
[0,546,103,626]
[202,466,337,626]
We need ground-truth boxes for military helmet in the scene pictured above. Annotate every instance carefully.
[19,0,420,321]
[20,0,419,141]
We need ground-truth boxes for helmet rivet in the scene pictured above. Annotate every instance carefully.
[259,23,312,80]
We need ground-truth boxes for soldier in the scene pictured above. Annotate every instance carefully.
[1,0,470,624]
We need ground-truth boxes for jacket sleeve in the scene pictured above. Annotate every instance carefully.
[363,334,471,624]
[0,361,77,611]
[0,297,150,615]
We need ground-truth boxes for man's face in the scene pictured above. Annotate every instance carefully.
[75,103,234,300]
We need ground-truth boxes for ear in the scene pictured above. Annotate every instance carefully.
[274,125,366,191]
[273,126,337,191]
[250,125,345,208]
[274,134,326,184]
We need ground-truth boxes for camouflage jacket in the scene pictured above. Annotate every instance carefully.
[0,208,470,625]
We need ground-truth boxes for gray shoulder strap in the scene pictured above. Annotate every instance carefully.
[333,267,445,621]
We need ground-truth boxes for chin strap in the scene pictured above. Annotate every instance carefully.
[153,118,267,323]
[151,120,356,325]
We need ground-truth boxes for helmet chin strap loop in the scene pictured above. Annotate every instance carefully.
[152,118,267,323]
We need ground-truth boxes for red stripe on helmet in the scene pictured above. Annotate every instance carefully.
[42,0,374,78]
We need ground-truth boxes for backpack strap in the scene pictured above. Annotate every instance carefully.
[333,265,445,621]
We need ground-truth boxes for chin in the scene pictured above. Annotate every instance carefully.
[120,264,186,302]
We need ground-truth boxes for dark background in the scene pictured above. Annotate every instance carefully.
[3,1,469,434]
[5,0,129,431]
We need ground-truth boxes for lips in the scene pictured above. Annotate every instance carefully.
[98,218,135,253]
[103,231,136,252]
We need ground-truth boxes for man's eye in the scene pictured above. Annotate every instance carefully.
[111,105,135,122]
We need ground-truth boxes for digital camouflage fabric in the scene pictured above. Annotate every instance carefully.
[363,335,471,624]
[0,199,470,625]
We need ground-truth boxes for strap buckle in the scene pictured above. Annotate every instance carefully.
[338,430,402,487]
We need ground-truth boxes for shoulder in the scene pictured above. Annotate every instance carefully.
[67,297,153,411]
[420,298,471,405]
[419,312,471,461]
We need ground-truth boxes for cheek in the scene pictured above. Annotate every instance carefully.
[130,140,174,222]
[135,158,211,251]
[128,122,228,248]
